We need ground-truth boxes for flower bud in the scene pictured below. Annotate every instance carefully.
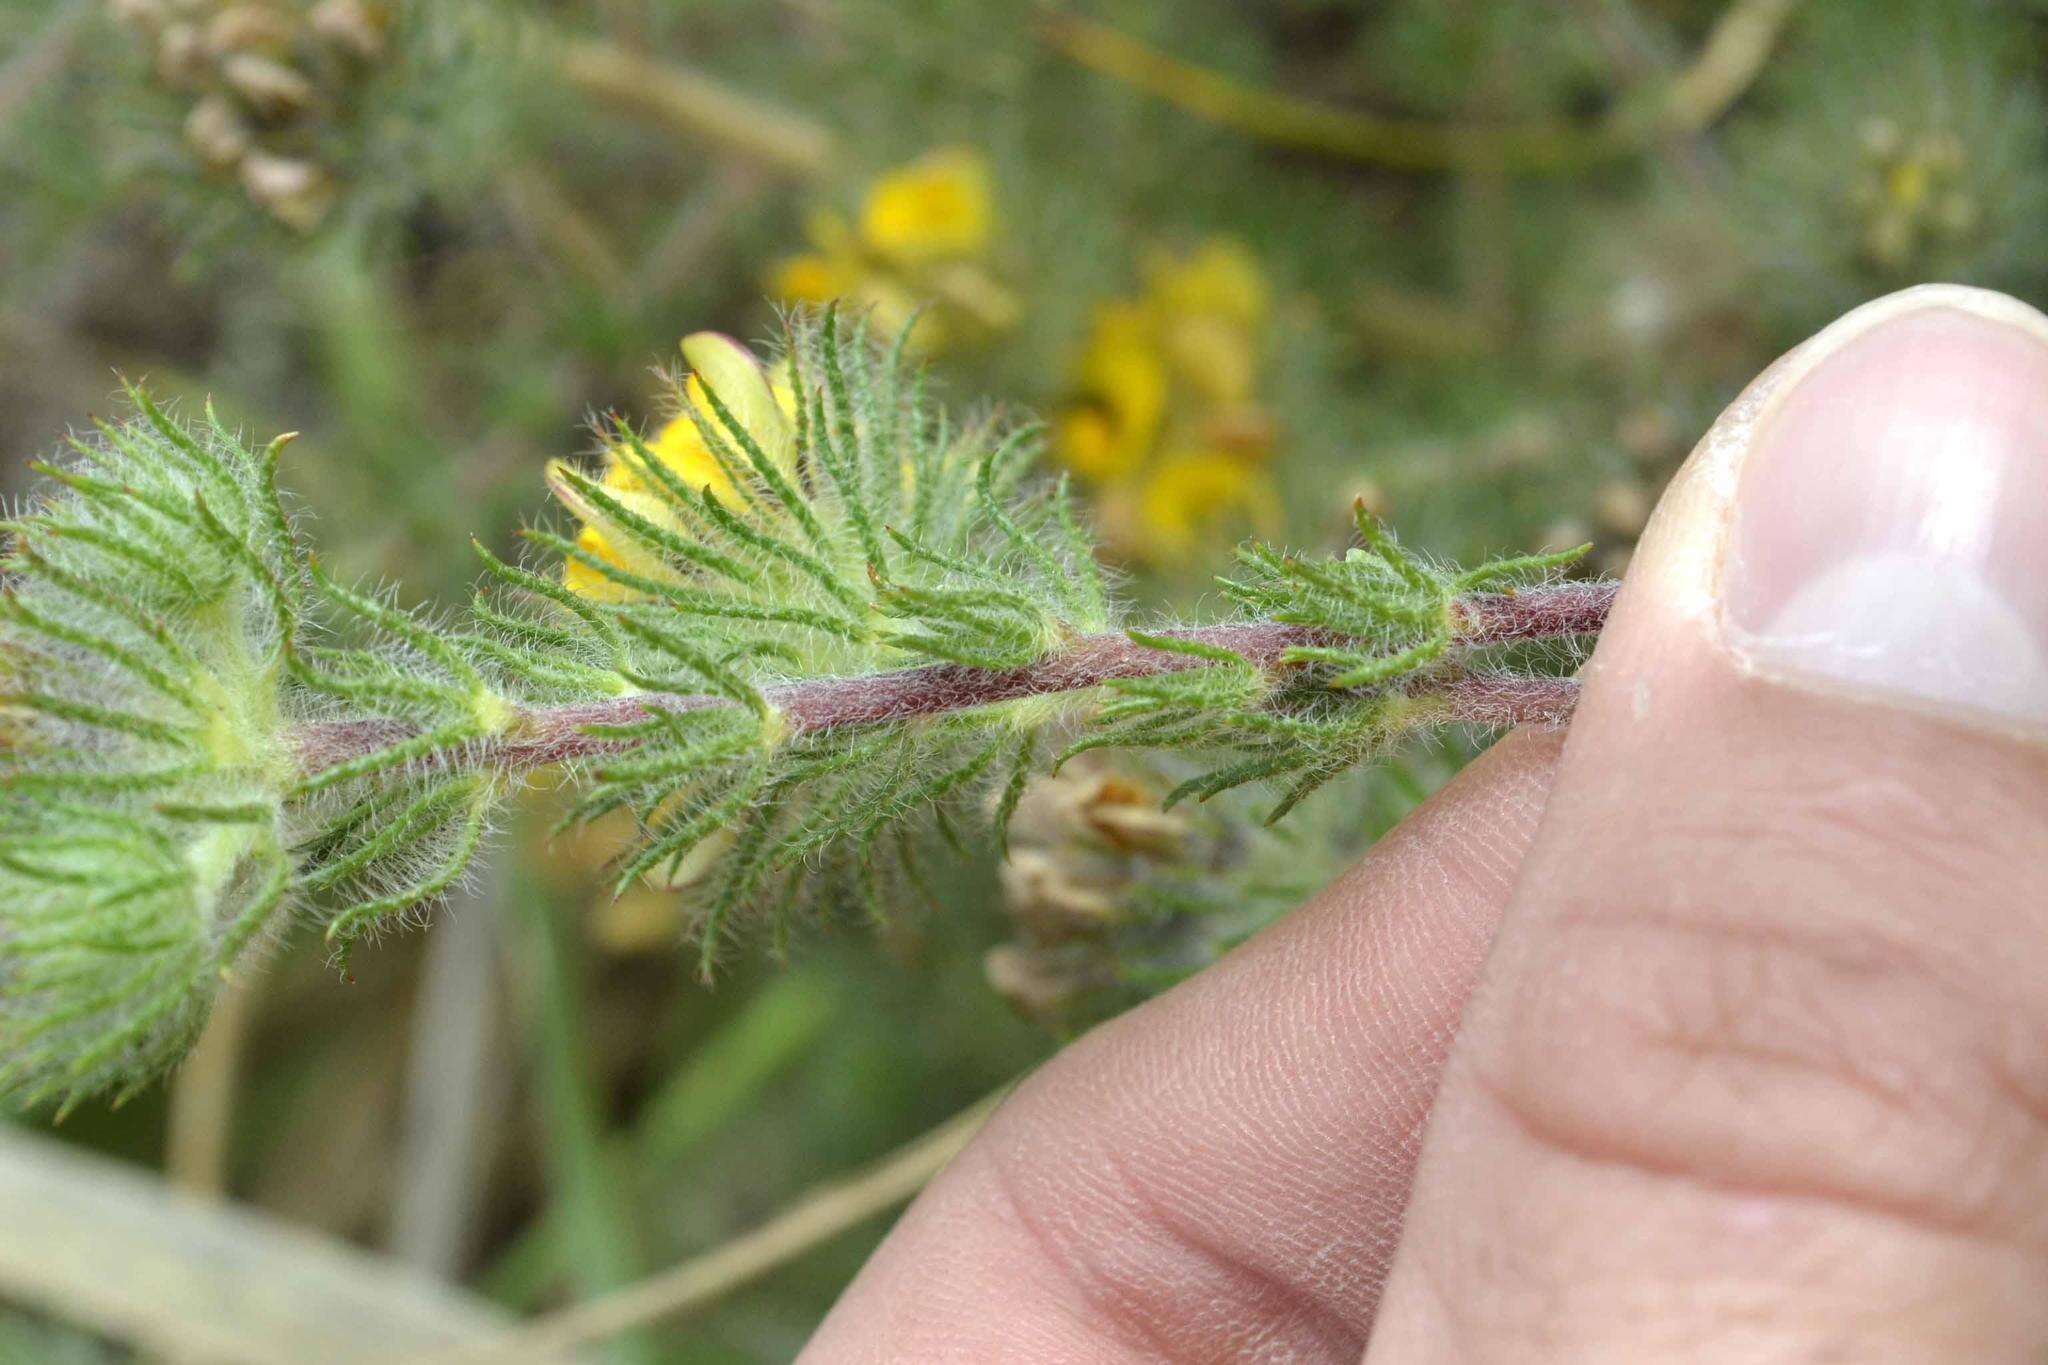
[998,849,1123,942]
[679,332,794,472]
[1002,755,1185,858]
[310,0,389,60]
[239,152,335,231]
[154,22,214,92]
[185,93,253,171]
[208,4,298,56]
[984,945,1097,1031]
[220,52,317,120]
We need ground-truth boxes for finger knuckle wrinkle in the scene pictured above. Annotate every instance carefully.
[976,1134,1363,1363]
[1489,906,2048,1252]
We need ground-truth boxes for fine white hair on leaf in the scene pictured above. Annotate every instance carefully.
[0,308,1609,1111]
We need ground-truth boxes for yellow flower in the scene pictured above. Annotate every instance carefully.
[1143,238,1268,331]
[769,251,857,307]
[859,147,992,267]
[586,336,793,505]
[1161,314,1260,408]
[1052,238,1281,563]
[1054,238,1272,486]
[607,394,729,502]
[769,209,865,307]
[1054,302,1167,482]
[558,332,796,601]
[1150,239,1268,407]
[1136,449,1282,563]
[562,522,634,603]
[767,150,1014,355]
[679,330,797,469]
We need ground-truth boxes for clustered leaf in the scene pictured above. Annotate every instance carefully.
[1072,507,1588,823]
[0,309,1599,1110]
[0,384,560,1110]
[500,310,1115,976]
[2,394,312,1111]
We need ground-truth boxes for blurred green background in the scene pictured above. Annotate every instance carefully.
[1,0,2044,1359]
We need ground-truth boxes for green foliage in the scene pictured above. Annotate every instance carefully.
[97,0,516,241]
[516,311,1114,972]
[6,0,2048,1349]
[1078,513,1585,823]
[0,313,1593,1110]
[0,392,304,1111]
[1731,0,2048,318]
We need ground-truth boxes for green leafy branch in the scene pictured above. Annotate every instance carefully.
[0,310,1609,1111]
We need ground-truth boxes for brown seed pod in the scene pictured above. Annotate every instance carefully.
[310,0,389,60]
[220,51,317,120]
[184,92,253,170]
[207,4,298,55]
[239,151,335,231]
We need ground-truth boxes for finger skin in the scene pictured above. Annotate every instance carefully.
[802,728,1563,1364]
[1366,287,2048,1362]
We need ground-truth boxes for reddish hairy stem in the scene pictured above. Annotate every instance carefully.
[1427,672,1586,729]
[289,581,1615,782]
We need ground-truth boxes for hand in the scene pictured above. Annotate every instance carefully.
[801,285,2048,1362]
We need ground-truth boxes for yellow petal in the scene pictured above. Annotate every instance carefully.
[608,410,735,504]
[602,397,746,506]
[1054,407,1124,483]
[681,331,794,472]
[544,456,604,524]
[552,469,694,595]
[1163,314,1259,406]
[563,523,635,603]
[1145,237,1268,331]
[769,251,854,304]
[1137,450,1282,562]
[767,359,799,425]
[1055,303,1166,480]
[859,147,993,267]
[549,454,685,576]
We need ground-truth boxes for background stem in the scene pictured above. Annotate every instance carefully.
[438,1090,1006,1363]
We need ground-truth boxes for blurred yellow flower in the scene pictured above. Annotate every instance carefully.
[769,248,858,306]
[861,148,992,266]
[1052,303,1165,483]
[1150,240,1268,407]
[557,332,795,602]
[1145,238,1268,331]
[1137,450,1283,562]
[1853,121,1979,272]
[768,148,1016,353]
[1053,237,1282,563]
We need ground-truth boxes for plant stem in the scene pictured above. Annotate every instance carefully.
[290,581,1616,783]
[1039,0,1799,173]
[163,975,254,1200]
[436,1090,1006,1363]
[555,37,836,178]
